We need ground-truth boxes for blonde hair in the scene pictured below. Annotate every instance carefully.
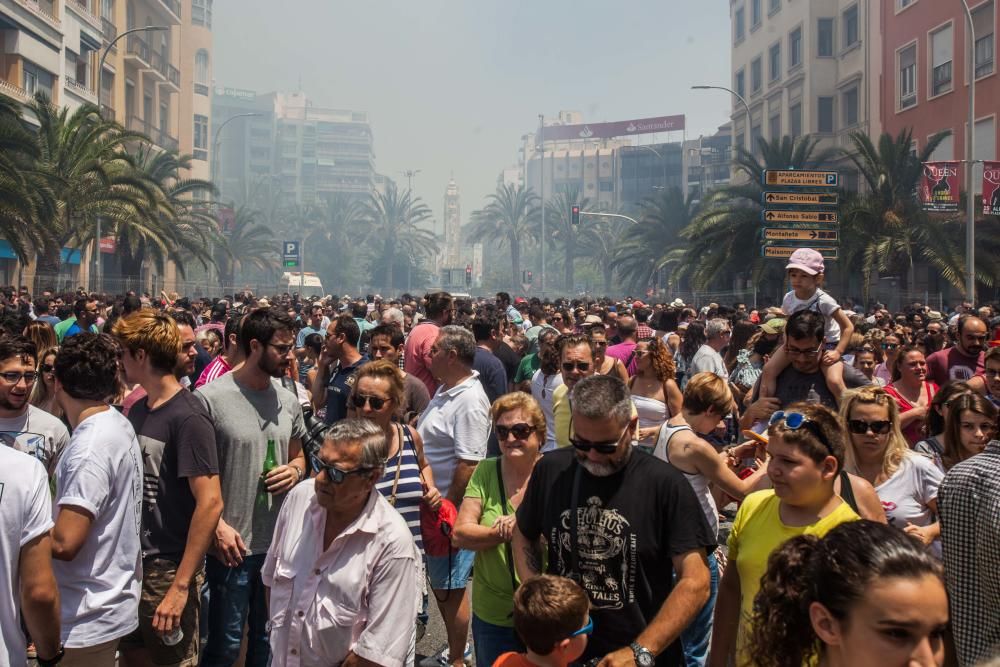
[490,391,547,435]
[111,310,181,373]
[352,359,405,407]
[840,386,910,479]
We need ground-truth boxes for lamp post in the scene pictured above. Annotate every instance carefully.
[212,113,261,186]
[692,85,753,153]
[636,144,667,195]
[961,0,977,303]
[400,169,421,291]
[94,24,168,293]
[538,114,546,295]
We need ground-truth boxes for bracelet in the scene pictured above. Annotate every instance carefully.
[291,464,305,481]
[37,646,65,667]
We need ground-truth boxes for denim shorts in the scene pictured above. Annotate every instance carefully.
[425,548,475,590]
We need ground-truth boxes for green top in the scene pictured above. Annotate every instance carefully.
[513,353,540,384]
[465,457,520,627]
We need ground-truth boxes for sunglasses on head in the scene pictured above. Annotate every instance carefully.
[562,361,591,373]
[495,423,536,441]
[309,453,374,484]
[768,411,834,454]
[351,394,388,410]
[848,419,892,435]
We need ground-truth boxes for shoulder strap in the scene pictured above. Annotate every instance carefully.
[387,424,404,506]
[839,469,859,514]
[495,459,519,593]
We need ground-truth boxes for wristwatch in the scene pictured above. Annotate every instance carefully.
[37,646,65,667]
[629,641,655,667]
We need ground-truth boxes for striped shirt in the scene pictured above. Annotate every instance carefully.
[375,425,424,551]
[195,355,232,389]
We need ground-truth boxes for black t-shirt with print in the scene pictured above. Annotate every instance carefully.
[127,388,219,560]
[516,448,716,666]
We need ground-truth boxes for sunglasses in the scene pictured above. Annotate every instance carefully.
[768,411,833,454]
[351,394,388,410]
[40,364,54,374]
[562,361,591,373]
[848,419,892,435]
[309,454,375,484]
[570,424,628,454]
[0,371,37,384]
[496,423,536,441]
[567,616,594,638]
[881,343,898,350]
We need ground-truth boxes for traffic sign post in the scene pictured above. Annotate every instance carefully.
[283,241,300,268]
[763,228,839,242]
[761,169,841,261]
[762,192,838,206]
[762,246,839,260]
[762,210,839,224]
[763,170,839,188]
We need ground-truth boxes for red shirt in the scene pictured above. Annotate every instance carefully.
[926,347,984,386]
[404,321,441,396]
[493,653,538,667]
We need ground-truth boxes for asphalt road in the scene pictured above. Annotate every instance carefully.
[417,586,476,666]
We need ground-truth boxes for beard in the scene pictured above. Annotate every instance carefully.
[258,354,287,378]
[577,442,633,477]
[0,392,27,411]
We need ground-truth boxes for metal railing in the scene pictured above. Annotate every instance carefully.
[101,17,117,44]
[100,103,116,120]
[150,51,166,78]
[157,0,181,18]
[126,34,150,64]
[166,64,180,87]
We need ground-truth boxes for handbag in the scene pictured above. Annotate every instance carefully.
[420,497,458,558]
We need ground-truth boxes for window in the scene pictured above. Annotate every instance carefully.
[751,0,762,27]
[159,102,168,134]
[22,62,53,99]
[769,113,781,139]
[931,25,953,95]
[101,0,113,20]
[192,0,212,28]
[818,18,835,56]
[789,27,802,68]
[195,50,209,85]
[843,5,859,48]
[769,0,780,14]
[818,96,835,133]
[735,68,746,98]
[974,117,996,184]
[735,132,745,151]
[769,43,781,81]
[843,86,859,126]
[899,44,917,108]
[194,114,208,160]
[752,124,763,153]
[898,0,915,8]
[599,181,613,192]
[973,1,995,78]
[751,56,763,92]
[789,103,802,138]
[734,6,746,42]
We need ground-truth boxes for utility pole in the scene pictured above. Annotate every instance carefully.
[538,114,546,295]
[400,169,421,292]
[961,0,977,303]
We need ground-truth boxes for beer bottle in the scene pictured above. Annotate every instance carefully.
[255,439,278,511]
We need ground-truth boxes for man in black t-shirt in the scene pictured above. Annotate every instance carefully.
[513,375,715,667]
[113,311,223,666]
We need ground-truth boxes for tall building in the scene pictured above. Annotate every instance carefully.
[442,177,462,268]
[212,88,375,207]
[880,0,997,179]
[684,124,734,202]
[728,0,881,187]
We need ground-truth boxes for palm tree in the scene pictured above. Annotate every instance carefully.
[839,129,978,300]
[362,183,435,293]
[467,183,540,289]
[218,207,278,288]
[575,206,631,294]
[28,94,158,276]
[610,188,698,294]
[680,135,837,290]
[119,145,219,283]
[0,96,51,264]
[535,190,589,293]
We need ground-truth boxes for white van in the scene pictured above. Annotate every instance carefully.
[279,272,324,296]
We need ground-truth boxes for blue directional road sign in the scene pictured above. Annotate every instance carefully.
[283,241,300,268]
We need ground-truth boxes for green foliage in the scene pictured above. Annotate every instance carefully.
[467,183,540,289]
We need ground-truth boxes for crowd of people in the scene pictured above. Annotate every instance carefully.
[0,247,999,667]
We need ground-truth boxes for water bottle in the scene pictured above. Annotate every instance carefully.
[806,384,821,404]
[162,627,183,646]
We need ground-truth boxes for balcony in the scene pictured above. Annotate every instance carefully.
[65,77,97,103]
[125,35,150,66]
[0,78,30,103]
[11,0,62,28]
[128,115,152,136]
[150,50,167,80]
[100,103,115,120]
[166,64,180,89]
[101,17,117,45]
[67,0,102,31]
[155,128,178,151]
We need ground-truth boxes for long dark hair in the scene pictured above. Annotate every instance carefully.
[748,521,945,667]
[678,321,706,363]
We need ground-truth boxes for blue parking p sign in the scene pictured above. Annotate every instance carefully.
[283,241,300,268]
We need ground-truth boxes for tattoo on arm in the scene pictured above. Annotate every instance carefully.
[524,542,543,575]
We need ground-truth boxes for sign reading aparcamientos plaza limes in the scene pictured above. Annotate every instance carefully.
[760,169,840,259]
[763,170,839,188]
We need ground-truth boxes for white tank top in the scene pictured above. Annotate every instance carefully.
[652,423,719,539]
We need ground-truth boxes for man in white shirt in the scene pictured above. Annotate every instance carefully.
[50,333,143,667]
[0,445,62,667]
[687,318,732,383]
[263,419,417,667]
[416,325,490,667]
[0,336,70,475]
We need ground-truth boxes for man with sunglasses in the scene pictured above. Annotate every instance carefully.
[262,419,418,667]
[926,315,988,392]
[0,335,69,475]
[513,374,716,667]
[551,334,596,449]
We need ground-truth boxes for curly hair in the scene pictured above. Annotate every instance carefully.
[748,520,943,667]
[637,337,675,381]
[54,333,122,401]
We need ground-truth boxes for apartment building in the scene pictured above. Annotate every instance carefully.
[729,0,881,186]
[880,0,997,180]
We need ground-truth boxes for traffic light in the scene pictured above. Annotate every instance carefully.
[465,264,472,287]
[527,271,533,284]
[571,205,581,225]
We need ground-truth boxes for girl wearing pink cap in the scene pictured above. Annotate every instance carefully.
[758,247,855,406]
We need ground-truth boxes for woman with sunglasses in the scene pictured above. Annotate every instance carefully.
[453,392,545,667]
[841,386,943,551]
[884,345,939,446]
[585,326,629,384]
[941,392,998,471]
[710,403,859,667]
[629,337,683,451]
[29,345,63,421]
[873,333,902,386]
[748,520,948,667]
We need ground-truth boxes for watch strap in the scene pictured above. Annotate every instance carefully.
[37,646,65,667]
[629,641,654,667]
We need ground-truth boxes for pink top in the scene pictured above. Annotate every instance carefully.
[404,321,440,396]
[195,355,232,389]
[885,381,939,446]
[262,481,419,667]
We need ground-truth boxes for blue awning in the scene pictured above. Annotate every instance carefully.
[0,241,82,265]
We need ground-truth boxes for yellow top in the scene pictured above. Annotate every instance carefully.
[552,384,638,448]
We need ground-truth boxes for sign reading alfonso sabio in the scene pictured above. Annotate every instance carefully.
[983,161,1000,217]
[920,161,961,212]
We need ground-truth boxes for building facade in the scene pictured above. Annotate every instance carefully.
[729,0,881,186]
[442,177,462,268]
[880,0,997,181]
[684,124,734,202]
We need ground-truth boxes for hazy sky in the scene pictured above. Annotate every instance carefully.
[214,1,732,227]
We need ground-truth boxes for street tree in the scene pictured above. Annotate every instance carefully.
[467,183,540,289]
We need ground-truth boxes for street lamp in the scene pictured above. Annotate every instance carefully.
[212,113,262,186]
[961,0,977,302]
[692,85,752,154]
[635,145,667,195]
[538,114,546,295]
[94,24,168,293]
[400,169,421,291]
